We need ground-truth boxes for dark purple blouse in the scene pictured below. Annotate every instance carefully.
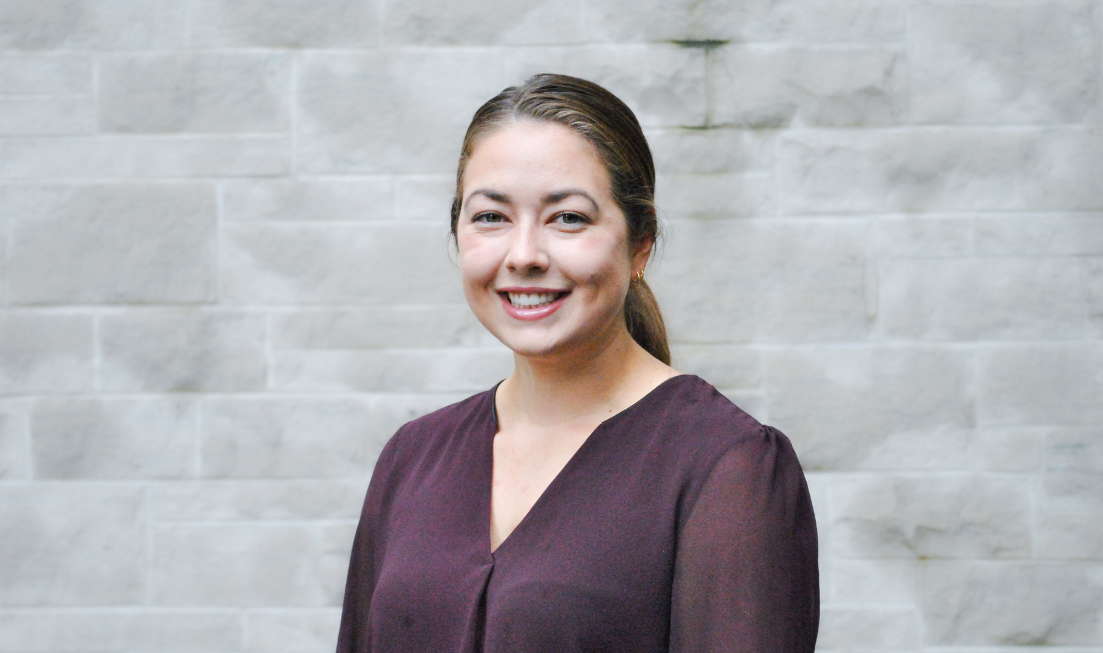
[337,375,819,653]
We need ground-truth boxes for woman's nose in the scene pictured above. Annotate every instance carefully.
[504,222,548,275]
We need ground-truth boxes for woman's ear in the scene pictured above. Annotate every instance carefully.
[631,234,654,273]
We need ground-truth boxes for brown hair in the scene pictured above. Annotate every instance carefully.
[450,73,670,365]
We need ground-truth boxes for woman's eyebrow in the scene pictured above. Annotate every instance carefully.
[544,190,598,210]
[467,189,511,204]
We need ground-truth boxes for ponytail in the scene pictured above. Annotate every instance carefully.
[625,278,670,365]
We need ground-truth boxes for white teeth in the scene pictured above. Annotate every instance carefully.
[508,292,560,308]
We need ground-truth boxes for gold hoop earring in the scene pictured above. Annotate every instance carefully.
[632,269,644,283]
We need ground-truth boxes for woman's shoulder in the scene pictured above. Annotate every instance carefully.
[380,385,498,463]
[639,374,800,468]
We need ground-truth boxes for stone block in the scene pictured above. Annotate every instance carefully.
[272,347,514,393]
[1038,512,1103,559]
[975,428,1043,472]
[0,401,28,479]
[0,485,144,605]
[0,313,94,393]
[831,560,917,604]
[5,184,216,304]
[223,179,395,222]
[0,0,185,50]
[503,45,706,128]
[668,345,760,390]
[833,475,1032,559]
[100,311,267,392]
[579,0,709,42]
[273,307,494,350]
[974,214,1103,256]
[1089,257,1103,337]
[921,561,1103,645]
[221,223,462,305]
[880,257,1085,340]
[200,395,455,478]
[780,128,1103,214]
[647,128,773,175]
[0,54,90,94]
[246,610,341,651]
[1044,427,1103,512]
[0,611,241,651]
[297,51,506,175]
[396,175,454,221]
[32,397,197,479]
[153,523,351,606]
[651,220,870,343]
[0,96,94,135]
[875,215,971,257]
[910,2,1098,124]
[189,0,377,48]
[817,606,918,649]
[764,346,973,471]
[712,46,906,128]
[99,53,289,133]
[0,136,289,179]
[655,173,774,218]
[149,479,366,522]
[708,0,906,43]
[979,344,1103,427]
[384,0,585,45]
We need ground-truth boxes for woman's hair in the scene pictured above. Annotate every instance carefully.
[450,73,670,365]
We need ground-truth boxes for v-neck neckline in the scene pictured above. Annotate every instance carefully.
[484,374,690,558]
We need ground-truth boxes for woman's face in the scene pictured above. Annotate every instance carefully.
[456,120,651,360]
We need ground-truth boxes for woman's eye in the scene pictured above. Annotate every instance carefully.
[473,212,505,223]
[556,212,589,226]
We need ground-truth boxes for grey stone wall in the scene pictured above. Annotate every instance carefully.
[1,0,1100,651]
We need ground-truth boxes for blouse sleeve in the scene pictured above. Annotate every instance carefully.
[336,435,400,653]
[669,425,820,653]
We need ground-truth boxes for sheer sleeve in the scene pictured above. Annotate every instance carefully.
[670,425,819,653]
[336,435,400,653]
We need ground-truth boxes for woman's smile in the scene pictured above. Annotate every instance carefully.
[499,287,572,320]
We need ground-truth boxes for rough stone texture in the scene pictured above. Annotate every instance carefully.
[5,184,216,303]
[2,1,1101,650]
[712,46,907,128]
[0,611,241,652]
[221,223,462,305]
[833,475,1032,559]
[910,2,1098,125]
[245,610,342,651]
[979,344,1103,427]
[880,257,1086,340]
[222,179,395,222]
[189,0,378,48]
[200,395,455,478]
[0,401,29,479]
[98,53,290,134]
[921,562,1103,645]
[0,136,289,179]
[31,397,197,479]
[152,522,353,606]
[100,311,267,391]
[0,313,94,393]
[0,485,145,605]
[765,346,973,470]
[652,220,871,342]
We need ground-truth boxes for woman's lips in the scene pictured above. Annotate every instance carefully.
[498,290,569,321]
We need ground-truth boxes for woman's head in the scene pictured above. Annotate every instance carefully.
[451,74,670,365]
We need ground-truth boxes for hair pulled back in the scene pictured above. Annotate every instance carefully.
[450,73,670,365]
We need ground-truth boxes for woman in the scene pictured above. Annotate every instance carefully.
[337,74,819,653]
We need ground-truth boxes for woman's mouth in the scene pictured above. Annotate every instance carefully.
[498,289,570,320]
[506,291,566,309]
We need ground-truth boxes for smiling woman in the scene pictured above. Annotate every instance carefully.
[336,74,820,653]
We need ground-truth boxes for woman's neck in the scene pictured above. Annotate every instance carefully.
[497,327,674,431]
